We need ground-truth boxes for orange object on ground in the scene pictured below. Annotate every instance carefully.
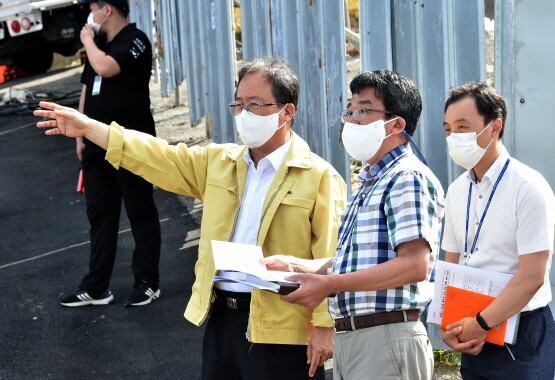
[0,65,24,83]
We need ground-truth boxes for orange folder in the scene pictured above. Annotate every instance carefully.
[441,286,506,346]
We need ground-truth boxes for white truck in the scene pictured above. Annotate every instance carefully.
[0,0,88,74]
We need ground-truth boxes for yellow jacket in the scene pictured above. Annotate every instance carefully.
[106,123,347,345]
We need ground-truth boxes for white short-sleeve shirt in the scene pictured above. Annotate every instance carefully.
[442,148,555,311]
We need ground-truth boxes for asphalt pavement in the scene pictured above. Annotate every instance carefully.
[0,72,205,379]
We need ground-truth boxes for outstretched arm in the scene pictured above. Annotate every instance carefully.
[34,101,109,149]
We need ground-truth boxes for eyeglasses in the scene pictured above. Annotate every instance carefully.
[228,102,285,116]
[340,108,392,124]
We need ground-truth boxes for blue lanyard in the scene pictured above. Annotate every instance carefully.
[463,158,510,265]
[335,154,405,258]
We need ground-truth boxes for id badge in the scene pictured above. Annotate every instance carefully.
[92,75,102,96]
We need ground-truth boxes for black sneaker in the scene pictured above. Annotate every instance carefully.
[60,289,114,307]
[125,282,160,307]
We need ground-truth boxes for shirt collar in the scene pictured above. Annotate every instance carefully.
[242,135,293,171]
[358,143,412,184]
[465,147,510,184]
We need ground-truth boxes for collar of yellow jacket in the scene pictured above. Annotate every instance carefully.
[224,131,313,169]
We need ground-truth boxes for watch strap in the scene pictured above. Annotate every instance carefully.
[476,311,491,331]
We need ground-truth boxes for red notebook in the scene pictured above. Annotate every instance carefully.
[441,286,507,346]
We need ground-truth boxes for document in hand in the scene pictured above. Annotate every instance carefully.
[441,286,512,346]
[427,260,519,345]
[211,240,300,295]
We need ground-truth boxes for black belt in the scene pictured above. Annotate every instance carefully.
[213,288,251,311]
[334,310,420,332]
[521,307,542,317]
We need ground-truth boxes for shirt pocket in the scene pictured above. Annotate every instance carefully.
[270,196,314,252]
[280,196,315,210]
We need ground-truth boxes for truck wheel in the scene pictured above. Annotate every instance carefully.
[15,50,54,75]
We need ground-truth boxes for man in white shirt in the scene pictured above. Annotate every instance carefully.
[440,82,555,379]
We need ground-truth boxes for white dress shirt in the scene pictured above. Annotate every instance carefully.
[442,148,555,311]
[215,137,292,292]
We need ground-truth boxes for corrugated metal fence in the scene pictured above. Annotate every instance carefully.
[128,0,490,189]
[129,0,555,349]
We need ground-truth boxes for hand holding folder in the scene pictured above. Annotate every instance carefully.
[441,286,510,346]
[427,261,519,345]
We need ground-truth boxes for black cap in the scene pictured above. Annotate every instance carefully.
[79,0,129,15]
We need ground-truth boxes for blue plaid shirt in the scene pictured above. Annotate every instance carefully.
[329,144,445,319]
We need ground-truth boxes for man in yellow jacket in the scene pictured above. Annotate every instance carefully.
[35,57,346,380]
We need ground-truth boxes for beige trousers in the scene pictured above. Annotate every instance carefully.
[333,321,433,380]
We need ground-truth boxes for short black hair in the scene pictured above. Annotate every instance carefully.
[349,70,422,136]
[445,82,507,138]
[237,57,299,108]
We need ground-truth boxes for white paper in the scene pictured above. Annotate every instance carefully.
[211,240,267,275]
[427,260,519,344]
[211,240,297,283]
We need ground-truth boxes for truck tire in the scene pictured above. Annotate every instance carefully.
[15,49,54,75]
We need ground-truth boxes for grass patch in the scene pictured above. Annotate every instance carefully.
[434,350,461,366]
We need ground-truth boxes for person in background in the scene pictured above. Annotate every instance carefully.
[61,0,162,308]
[440,82,555,379]
[34,57,347,379]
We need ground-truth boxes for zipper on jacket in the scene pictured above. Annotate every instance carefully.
[244,168,289,341]
[228,186,243,241]
[197,286,216,326]
[197,188,242,327]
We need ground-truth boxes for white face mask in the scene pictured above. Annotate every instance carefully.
[341,117,399,162]
[87,9,107,34]
[235,107,287,148]
[446,122,493,170]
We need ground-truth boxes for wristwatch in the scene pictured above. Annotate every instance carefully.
[476,311,491,331]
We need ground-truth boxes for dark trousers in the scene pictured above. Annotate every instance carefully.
[460,306,555,380]
[201,294,325,380]
[80,156,161,294]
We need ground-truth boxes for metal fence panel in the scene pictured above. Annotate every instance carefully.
[240,0,272,59]
[445,0,486,183]
[189,0,211,126]
[495,0,555,313]
[269,0,300,73]
[155,0,183,97]
[295,0,349,178]
[128,0,154,45]
[176,1,206,126]
[359,0,393,71]
[203,0,236,143]
[493,0,517,156]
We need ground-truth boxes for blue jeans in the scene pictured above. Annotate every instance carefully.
[461,306,555,380]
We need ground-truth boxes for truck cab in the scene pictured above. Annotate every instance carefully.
[0,0,88,74]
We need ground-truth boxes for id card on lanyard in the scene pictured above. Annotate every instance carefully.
[463,158,510,265]
[92,75,102,96]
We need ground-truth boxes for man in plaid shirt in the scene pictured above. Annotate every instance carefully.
[263,70,445,380]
